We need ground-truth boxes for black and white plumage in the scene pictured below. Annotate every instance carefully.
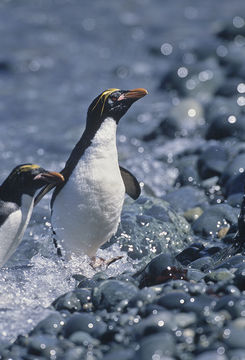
[35,88,148,258]
[0,164,64,267]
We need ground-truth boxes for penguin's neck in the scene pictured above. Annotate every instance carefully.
[63,117,118,179]
[88,117,117,156]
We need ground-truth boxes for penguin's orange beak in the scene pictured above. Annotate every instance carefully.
[34,171,64,184]
[118,88,148,101]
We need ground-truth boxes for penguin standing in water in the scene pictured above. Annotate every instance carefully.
[0,164,64,267]
[35,88,148,263]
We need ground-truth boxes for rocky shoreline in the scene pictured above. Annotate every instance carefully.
[2,1,245,359]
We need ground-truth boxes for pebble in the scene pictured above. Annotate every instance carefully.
[192,204,238,237]
[52,289,92,312]
[63,313,107,338]
[197,144,229,179]
[92,280,138,310]
[136,333,176,359]
[163,186,207,212]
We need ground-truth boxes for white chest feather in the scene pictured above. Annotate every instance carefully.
[0,194,34,267]
[52,118,125,257]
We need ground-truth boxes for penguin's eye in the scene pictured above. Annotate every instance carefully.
[110,96,117,102]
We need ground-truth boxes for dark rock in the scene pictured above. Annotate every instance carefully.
[206,114,245,141]
[189,256,215,271]
[103,349,136,360]
[27,334,61,358]
[134,253,187,288]
[30,313,66,336]
[158,291,191,310]
[197,144,229,179]
[136,333,175,359]
[222,325,245,349]
[69,331,100,346]
[215,255,245,270]
[215,77,242,97]
[133,311,176,338]
[205,268,235,282]
[228,349,245,360]
[220,153,245,186]
[60,347,85,360]
[108,197,192,260]
[187,268,206,281]
[182,294,217,314]
[92,280,138,310]
[192,204,238,237]
[217,19,245,40]
[128,288,156,308]
[175,163,200,187]
[63,313,107,338]
[163,186,208,212]
[52,289,92,312]
[214,295,245,318]
[159,58,223,98]
[195,351,227,360]
[176,242,205,265]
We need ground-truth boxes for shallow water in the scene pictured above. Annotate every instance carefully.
[1,0,245,344]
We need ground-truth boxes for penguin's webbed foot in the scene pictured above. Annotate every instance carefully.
[90,255,123,269]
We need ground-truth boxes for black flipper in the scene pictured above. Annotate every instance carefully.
[120,166,141,200]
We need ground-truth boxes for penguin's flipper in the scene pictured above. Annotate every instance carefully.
[34,184,56,206]
[119,166,141,200]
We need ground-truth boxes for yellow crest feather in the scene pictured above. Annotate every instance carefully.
[91,88,120,115]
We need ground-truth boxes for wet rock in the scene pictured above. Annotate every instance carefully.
[92,280,138,310]
[52,289,92,312]
[69,331,100,346]
[205,268,235,282]
[206,114,245,141]
[128,287,156,308]
[159,58,223,99]
[183,207,203,223]
[176,164,200,187]
[133,311,176,337]
[136,333,175,359]
[197,144,229,179]
[217,18,245,40]
[222,325,245,349]
[134,253,187,288]
[233,266,245,291]
[63,313,107,338]
[174,312,197,328]
[163,186,208,213]
[176,242,205,265]
[223,172,245,199]
[228,349,245,360]
[189,256,215,271]
[77,274,106,289]
[215,77,242,97]
[157,291,191,310]
[192,204,238,237]
[30,313,66,336]
[108,197,192,260]
[215,255,245,270]
[214,295,245,318]
[103,349,136,360]
[182,294,217,314]
[220,153,245,187]
[26,334,62,358]
[195,351,227,360]
[60,347,85,360]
